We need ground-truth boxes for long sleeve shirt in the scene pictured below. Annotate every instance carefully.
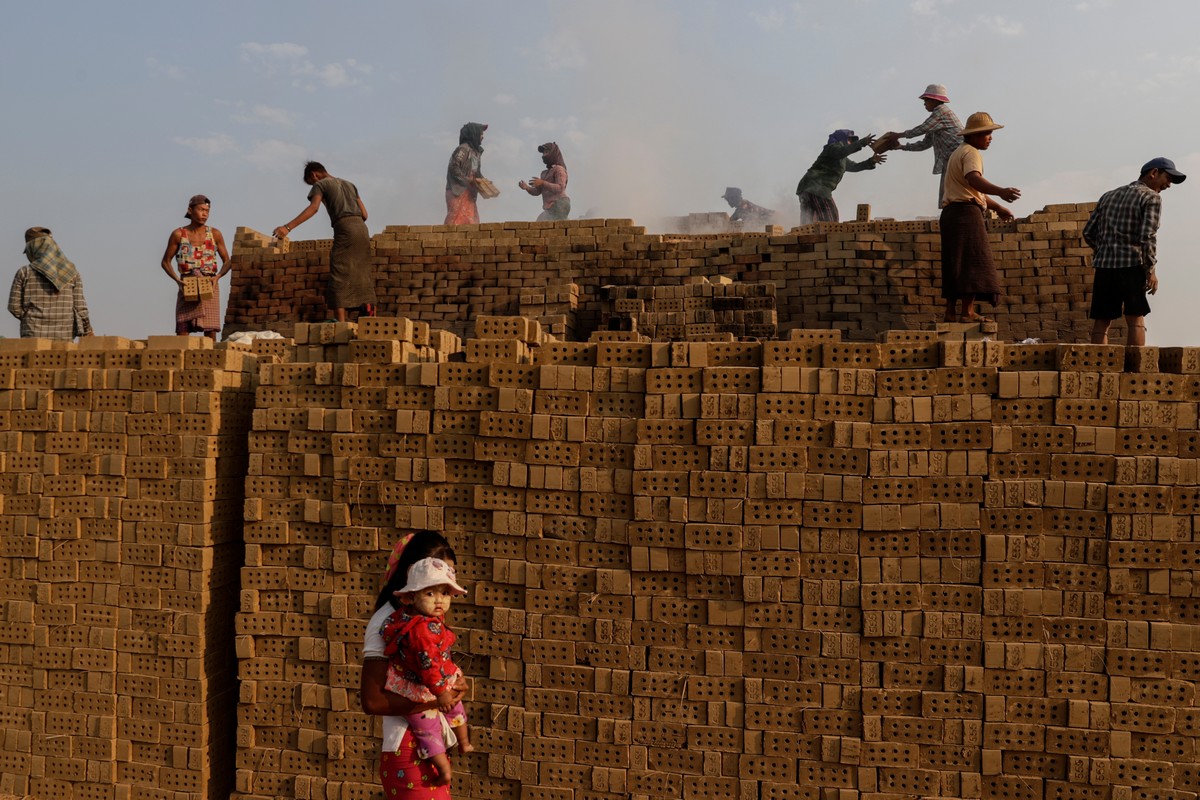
[527,164,568,209]
[8,265,93,339]
[1082,181,1161,271]
[899,105,963,174]
[795,139,878,200]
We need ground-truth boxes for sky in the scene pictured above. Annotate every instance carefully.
[3,0,1200,344]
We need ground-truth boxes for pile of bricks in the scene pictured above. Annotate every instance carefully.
[0,335,259,800]
[225,205,1102,345]
[600,277,778,341]
[4,315,1200,800]
[223,318,1200,800]
[518,282,580,340]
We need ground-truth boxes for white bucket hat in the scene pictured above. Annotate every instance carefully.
[398,557,467,596]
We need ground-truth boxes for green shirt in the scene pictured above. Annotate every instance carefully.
[795,139,877,200]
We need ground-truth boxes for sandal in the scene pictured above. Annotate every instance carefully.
[961,314,993,324]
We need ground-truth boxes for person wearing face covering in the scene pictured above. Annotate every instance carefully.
[519,142,571,221]
[445,122,488,225]
[795,129,886,224]
[8,227,93,339]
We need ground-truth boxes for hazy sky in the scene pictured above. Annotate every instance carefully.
[4,0,1200,344]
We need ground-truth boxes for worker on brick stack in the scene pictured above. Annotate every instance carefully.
[795,130,886,224]
[1083,157,1185,348]
[721,187,776,228]
[939,111,1020,324]
[878,84,963,206]
[273,162,376,322]
[161,195,231,339]
[445,122,488,225]
[520,141,571,221]
[8,227,93,340]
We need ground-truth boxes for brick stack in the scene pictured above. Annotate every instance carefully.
[222,323,1200,800]
[0,334,258,800]
[600,278,778,341]
[518,282,580,340]
[226,205,1100,345]
[233,318,466,800]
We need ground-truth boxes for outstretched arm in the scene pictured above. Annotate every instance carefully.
[274,195,322,239]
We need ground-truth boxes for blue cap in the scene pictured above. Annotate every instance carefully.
[1141,157,1186,183]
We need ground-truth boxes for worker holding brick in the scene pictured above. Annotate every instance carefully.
[939,111,1020,324]
[445,122,490,225]
[878,83,963,206]
[1083,157,1186,347]
[273,162,376,322]
[8,226,93,339]
[161,195,230,339]
[795,130,886,224]
[362,531,470,798]
[520,141,572,221]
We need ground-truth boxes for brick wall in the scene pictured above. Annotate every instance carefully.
[0,335,256,800]
[225,203,1108,346]
[4,320,1197,799]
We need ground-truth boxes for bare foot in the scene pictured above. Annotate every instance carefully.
[459,740,476,754]
[430,753,452,786]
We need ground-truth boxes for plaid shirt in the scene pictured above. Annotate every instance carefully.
[1082,181,1161,271]
[900,105,963,174]
[7,265,93,339]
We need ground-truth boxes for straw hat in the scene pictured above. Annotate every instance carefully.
[961,112,1004,135]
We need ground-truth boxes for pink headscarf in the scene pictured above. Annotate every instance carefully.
[384,532,416,582]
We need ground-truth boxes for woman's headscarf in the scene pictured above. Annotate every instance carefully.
[384,532,416,583]
[459,122,487,152]
[827,129,856,146]
[23,229,79,292]
[538,142,565,168]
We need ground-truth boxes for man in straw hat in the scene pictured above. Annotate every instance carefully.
[939,111,1020,324]
[878,84,963,205]
[8,227,93,340]
[1083,157,1186,348]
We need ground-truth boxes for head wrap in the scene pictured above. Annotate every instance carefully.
[827,130,855,146]
[186,194,211,220]
[23,231,79,292]
[538,142,565,168]
[384,532,416,583]
[721,187,743,205]
[459,122,487,152]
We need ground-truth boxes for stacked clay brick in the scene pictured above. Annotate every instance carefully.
[225,205,1100,346]
[0,335,258,800]
[601,278,777,340]
[224,317,1200,800]
[519,282,580,340]
[234,318,465,800]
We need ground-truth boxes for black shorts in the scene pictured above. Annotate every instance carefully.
[1089,267,1151,320]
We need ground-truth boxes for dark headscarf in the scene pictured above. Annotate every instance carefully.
[538,142,565,168]
[827,129,856,146]
[721,187,743,205]
[459,122,487,152]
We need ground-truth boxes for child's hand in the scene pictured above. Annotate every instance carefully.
[436,692,457,712]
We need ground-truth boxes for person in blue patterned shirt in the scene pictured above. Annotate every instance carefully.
[1083,157,1186,347]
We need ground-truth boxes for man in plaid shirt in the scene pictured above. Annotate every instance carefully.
[1083,157,1186,347]
[879,84,963,206]
[8,227,93,340]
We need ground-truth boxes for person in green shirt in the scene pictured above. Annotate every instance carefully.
[795,130,886,223]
